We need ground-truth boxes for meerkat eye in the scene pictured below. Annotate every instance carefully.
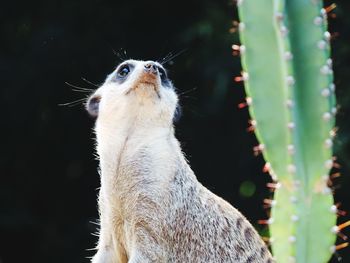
[117,64,130,78]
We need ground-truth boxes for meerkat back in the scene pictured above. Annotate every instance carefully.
[86,59,273,263]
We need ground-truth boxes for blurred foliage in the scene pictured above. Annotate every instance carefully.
[0,0,349,262]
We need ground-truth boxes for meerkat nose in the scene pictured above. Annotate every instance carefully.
[144,62,158,75]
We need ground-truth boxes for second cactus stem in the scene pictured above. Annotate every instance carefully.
[237,0,338,262]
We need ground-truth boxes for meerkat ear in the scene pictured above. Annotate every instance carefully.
[86,95,101,118]
[173,103,182,123]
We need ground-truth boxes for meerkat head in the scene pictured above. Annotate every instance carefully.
[86,59,181,128]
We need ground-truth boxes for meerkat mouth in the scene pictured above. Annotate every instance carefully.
[126,80,161,99]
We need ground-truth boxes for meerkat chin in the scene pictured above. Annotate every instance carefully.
[86,59,273,263]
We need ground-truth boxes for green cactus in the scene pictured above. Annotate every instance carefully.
[236,0,340,262]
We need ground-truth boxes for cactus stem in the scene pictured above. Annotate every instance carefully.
[291,215,299,222]
[287,145,295,155]
[253,144,265,155]
[321,65,332,75]
[290,196,297,203]
[236,0,243,7]
[234,72,249,82]
[231,45,242,56]
[284,51,293,61]
[242,71,249,80]
[329,83,336,92]
[239,22,245,32]
[287,122,295,130]
[330,129,337,138]
[331,225,339,234]
[323,112,332,121]
[323,186,332,195]
[331,107,337,115]
[325,159,333,169]
[246,97,252,105]
[280,25,289,37]
[330,242,349,253]
[325,139,333,149]
[324,31,331,42]
[327,58,333,67]
[288,236,296,243]
[287,164,296,174]
[318,40,327,50]
[275,12,283,21]
[286,76,295,86]
[286,99,294,108]
[321,88,331,97]
[330,205,338,214]
[313,16,323,26]
[232,44,240,51]
[247,119,257,131]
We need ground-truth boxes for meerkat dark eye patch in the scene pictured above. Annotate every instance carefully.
[86,95,101,118]
[157,66,172,87]
[173,103,182,123]
[114,63,134,84]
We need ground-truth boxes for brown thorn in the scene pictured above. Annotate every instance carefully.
[263,163,271,173]
[238,102,248,109]
[258,219,270,225]
[337,210,347,217]
[335,242,349,251]
[337,231,348,241]
[325,3,337,13]
[246,125,255,133]
[333,162,341,169]
[266,183,280,189]
[331,172,341,179]
[338,220,350,231]
[234,76,244,82]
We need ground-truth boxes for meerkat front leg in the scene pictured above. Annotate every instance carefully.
[92,192,128,263]
[92,227,128,263]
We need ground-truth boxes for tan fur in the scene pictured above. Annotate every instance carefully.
[87,60,273,263]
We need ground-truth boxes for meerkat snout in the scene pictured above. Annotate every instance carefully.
[143,62,159,75]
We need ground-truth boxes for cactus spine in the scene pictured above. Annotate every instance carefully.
[237,0,338,262]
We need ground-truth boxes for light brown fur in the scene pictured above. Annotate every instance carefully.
[86,60,273,263]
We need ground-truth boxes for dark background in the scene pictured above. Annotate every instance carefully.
[1,0,350,262]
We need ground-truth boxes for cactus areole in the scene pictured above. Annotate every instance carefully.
[237,0,337,262]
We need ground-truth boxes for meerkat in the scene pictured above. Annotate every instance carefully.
[86,59,273,263]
